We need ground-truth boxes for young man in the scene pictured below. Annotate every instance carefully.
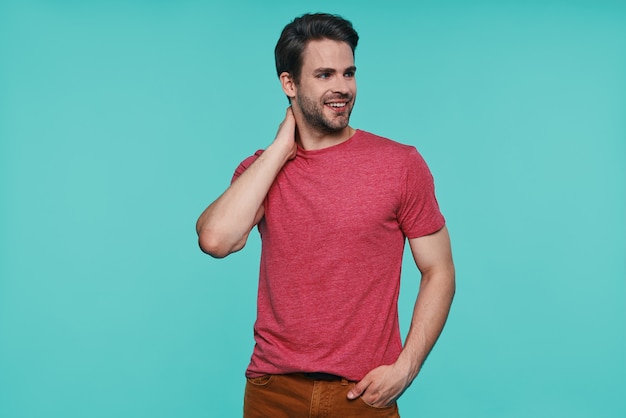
[196,13,455,417]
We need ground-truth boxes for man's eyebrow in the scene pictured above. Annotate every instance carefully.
[313,66,357,74]
[313,67,337,74]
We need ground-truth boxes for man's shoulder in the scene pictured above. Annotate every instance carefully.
[354,129,418,156]
[232,149,264,180]
[238,149,264,167]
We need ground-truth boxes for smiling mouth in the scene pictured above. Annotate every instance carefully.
[325,101,349,111]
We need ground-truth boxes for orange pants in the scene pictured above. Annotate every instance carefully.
[243,373,400,418]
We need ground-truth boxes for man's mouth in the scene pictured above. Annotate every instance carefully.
[325,101,349,112]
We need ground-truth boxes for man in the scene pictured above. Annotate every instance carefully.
[196,13,455,417]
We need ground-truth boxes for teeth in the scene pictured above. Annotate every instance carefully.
[327,103,346,108]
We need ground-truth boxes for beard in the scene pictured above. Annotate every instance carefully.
[295,91,354,134]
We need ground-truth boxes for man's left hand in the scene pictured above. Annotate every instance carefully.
[346,362,412,407]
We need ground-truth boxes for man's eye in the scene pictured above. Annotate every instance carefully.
[344,71,355,78]
[318,73,330,79]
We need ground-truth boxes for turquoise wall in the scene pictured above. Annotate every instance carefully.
[1,0,624,417]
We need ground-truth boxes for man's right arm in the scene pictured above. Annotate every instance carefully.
[195,108,297,258]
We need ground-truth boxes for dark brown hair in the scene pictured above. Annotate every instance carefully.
[275,13,359,84]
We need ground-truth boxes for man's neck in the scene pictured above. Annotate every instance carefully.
[295,120,355,151]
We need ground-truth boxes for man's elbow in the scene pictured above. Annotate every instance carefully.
[197,230,243,258]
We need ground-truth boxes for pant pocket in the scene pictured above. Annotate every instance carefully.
[246,374,273,387]
[359,397,397,410]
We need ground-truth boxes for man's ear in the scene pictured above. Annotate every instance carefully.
[279,72,296,100]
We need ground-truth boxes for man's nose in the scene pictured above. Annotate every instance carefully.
[331,76,352,94]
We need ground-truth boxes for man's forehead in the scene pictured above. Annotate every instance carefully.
[301,39,354,68]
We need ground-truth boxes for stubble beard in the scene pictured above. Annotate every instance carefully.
[296,91,354,134]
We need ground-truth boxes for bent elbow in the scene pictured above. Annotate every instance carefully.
[198,233,229,258]
[197,230,244,259]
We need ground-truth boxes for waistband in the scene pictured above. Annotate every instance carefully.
[301,372,346,381]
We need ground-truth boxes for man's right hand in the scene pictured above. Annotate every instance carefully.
[273,107,298,161]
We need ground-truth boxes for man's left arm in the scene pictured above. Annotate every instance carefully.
[347,225,456,407]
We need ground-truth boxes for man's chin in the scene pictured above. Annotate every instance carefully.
[329,117,351,132]
[323,111,351,130]
[318,118,349,133]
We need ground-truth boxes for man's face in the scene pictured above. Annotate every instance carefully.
[292,39,357,134]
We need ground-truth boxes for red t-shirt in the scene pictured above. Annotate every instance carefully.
[233,130,445,381]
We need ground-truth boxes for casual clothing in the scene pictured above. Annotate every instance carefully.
[244,373,400,418]
[232,130,445,382]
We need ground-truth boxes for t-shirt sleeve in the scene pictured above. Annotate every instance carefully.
[231,149,264,184]
[397,147,446,239]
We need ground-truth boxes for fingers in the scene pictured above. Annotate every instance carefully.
[283,106,295,127]
[272,107,298,161]
[280,106,293,123]
[347,376,371,400]
[347,365,402,407]
[277,107,295,132]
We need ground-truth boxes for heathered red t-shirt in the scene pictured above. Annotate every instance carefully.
[233,130,445,381]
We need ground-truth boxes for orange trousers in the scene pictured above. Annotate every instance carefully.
[243,373,400,418]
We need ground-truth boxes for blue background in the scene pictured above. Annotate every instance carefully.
[1,0,624,417]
